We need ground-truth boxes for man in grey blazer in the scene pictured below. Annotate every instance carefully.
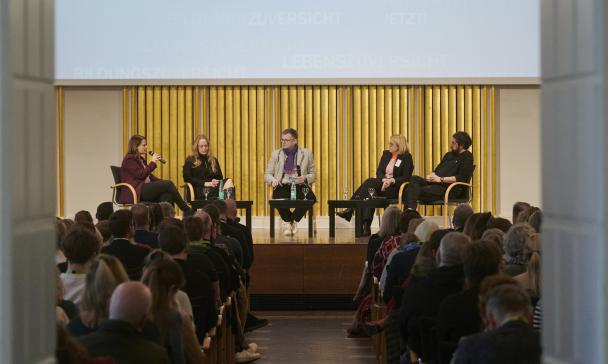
[264,128,316,236]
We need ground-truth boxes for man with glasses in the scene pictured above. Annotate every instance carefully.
[404,131,474,211]
[264,128,316,236]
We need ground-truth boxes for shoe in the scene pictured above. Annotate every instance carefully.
[282,222,292,236]
[235,349,262,363]
[245,314,269,332]
[290,221,298,235]
[337,209,354,222]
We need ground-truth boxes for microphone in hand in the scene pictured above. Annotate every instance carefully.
[148,150,167,164]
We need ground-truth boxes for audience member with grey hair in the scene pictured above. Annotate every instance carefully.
[451,284,540,364]
[414,220,439,243]
[399,232,471,356]
[78,282,170,363]
[503,223,535,276]
[159,202,176,219]
[452,204,474,232]
[482,228,505,254]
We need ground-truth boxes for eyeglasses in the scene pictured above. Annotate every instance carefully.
[281,138,295,143]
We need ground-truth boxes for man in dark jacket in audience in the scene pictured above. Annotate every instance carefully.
[79,282,170,363]
[399,232,470,360]
[451,284,541,364]
[131,203,159,249]
[101,210,150,280]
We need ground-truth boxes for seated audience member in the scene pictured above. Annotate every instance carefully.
[437,241,503,362]
[512,201,531,223]
[399,232,471,359]
[159,201,176,219]
[60,226,100,305]
[149,203,165,232]
[452,284,541,364]
[225,198,254,270]
[528,209,542,233]
[160,219,219,338]
[101,210,151,280]
[141,254,205,364]
[452,204,474,232]
[486,216,512,233]
[481,228,505,254]
[63,218,75,231]
[462,212,493,240]
[131,203,159,249]
[407,218,424,234]
[213,200,246,267]
[514,205,540,224]
[367,209,419,268]
[380,233,420,292]
[202,204,243,267]
[413,220,439,244]
[78,282,171,363]
[95,201,114,223]
[515,233,542,304]
[502,223,535,277]
[56,272,74,326]
[75,210,94,225]
[96,220,111,246]
[371,206,404,278]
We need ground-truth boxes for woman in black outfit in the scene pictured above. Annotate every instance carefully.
[183,135,234,200]
[338,134,414,235]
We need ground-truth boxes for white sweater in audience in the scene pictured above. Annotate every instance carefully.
[60,273,86,306]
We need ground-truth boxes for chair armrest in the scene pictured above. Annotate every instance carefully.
[444,182,473,205]
[110,183,137,204]
[398,182,409,210]
[180,182,195,202]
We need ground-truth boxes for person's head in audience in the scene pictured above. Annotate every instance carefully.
[159,202,175,219]
[159,217,185,231]
[399,233,419,246]
[528,210,542,233]
[109,281,152,330]
[463,212,493,240]
[452,204,474,232]
[79,254,129,328]
[96,220,111,245]
[56,324,90,363]
[399,210,422,235]
[437,232,471,267]
[158,225,188,259]
[281,128,299,150]
[512,201,531,223]
[410,234,445,279]
[95,202,114,223]
[428,229,451,252]
[225,198,238,220]
[62,226,100,273]
[76,221,97,235]
[407,218,424,234]
[183,216,204,243]
[515,206,540,224]
[486,216,512,233]
[196,211,215,240]
[149,203,164,231]
[478,274,518,323]
[108,210,134,240]
[451,131,472,153]
[131,203,151,230]
[483,284,532,330]
[63,219,75,231]
[481,228,505,254]
[213,200,228,219]
[74,210,94,225]
[503,223,535,263]
[202,204,221,235]
[414,220,439,243]
[377,206,402,237]
[463,240,502,290]
[141,254,185,342]
[523,234,542,299]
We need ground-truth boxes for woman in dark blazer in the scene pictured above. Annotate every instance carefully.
[338,134,414,235]
[119,135,192,213]
[182,135,234,200]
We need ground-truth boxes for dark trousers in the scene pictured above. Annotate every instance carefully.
[141,180,190,212]
[404,175,447,209]
[351,177,399,223]
[272,184,316,222]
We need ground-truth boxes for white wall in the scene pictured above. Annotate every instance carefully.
[497,86,541,218]
[63,88,123,218]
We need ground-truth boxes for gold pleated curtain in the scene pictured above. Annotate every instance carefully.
[122,85,495,216]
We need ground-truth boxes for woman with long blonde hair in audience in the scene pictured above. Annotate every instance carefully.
[514,233,542,303]
[141,252,204,364]
[183,134,234,200]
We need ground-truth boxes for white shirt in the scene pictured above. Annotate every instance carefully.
[60,273,86,306]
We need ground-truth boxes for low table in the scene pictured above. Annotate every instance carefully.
[328,198,395,238]
[269,199,316,238]
[191,200,253,233]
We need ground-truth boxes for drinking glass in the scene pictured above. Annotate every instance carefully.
[368,187,376,199]
[203,187,211,200]
[226,188,233,200]
[302,186,310,200]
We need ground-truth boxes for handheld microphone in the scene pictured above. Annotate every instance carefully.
[148,150,167,164]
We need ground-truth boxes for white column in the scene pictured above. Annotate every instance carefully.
[0,0,56,363]
[542,0,607,363]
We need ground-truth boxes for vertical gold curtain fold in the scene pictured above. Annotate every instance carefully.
[120,85,496,216]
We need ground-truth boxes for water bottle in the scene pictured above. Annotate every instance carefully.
[218,180,224,200]
[290,181,297,200]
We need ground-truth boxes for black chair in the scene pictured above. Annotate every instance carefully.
[110,165,137,208]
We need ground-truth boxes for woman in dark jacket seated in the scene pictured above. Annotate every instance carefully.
[183,135,234,200]
[338,134,414,235]
[119,135,192,214]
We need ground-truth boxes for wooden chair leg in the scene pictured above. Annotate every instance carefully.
[443,203,449,228]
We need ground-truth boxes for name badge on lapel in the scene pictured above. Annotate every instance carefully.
[395,159,402,167]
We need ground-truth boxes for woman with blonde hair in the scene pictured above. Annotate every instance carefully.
[514,233,542,304]
[183,134,234,200]
[338,134,414,235]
